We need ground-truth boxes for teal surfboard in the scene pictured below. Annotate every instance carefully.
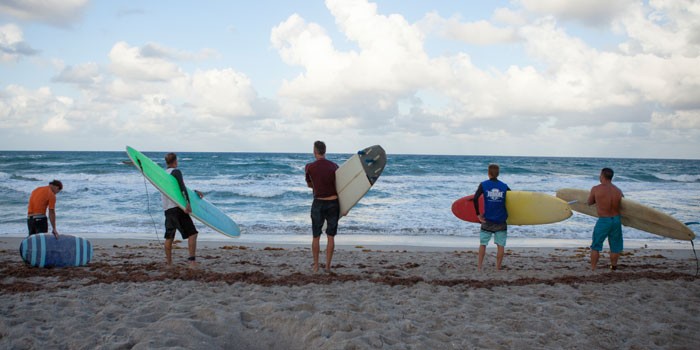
[125,146,240,238]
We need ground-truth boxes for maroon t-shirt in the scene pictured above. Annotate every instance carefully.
[305,158,339,198]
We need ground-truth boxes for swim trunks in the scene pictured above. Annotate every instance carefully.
[591,215,623,253]
[480,230,507,247]
[164,207,198,240]
[311,198,339,237]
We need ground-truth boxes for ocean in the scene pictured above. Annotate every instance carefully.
[1,150,698,246]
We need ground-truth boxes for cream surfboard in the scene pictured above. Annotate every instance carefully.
[452,191,572,225]
[336,145,386,216]
[556,188,695,241]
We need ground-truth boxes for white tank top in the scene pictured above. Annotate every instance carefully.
[162,168,178,210]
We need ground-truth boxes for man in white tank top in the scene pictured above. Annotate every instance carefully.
[162,152,202,266]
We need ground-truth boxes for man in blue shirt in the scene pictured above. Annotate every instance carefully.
[474,163,510,271]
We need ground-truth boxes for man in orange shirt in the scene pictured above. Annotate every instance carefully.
[27,180,63,238]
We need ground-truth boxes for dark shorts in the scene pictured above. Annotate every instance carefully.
[311,199,339,238]
[164,207,198,240]
[27,216,48,235]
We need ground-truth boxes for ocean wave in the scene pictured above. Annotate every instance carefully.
[654,173,700,183]
[1,151,698,242]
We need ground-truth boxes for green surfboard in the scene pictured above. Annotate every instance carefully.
[125,146,240,238]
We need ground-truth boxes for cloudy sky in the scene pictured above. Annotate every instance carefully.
[1,0,699,158]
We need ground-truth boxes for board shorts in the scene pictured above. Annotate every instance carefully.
[27,215,48,235]
[591,215,623,253]
[311,198,339,238]
[480,230,507,247]
[164,207,198,240]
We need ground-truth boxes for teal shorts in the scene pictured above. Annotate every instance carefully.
[591,216,623,253]
[480,230,507,247]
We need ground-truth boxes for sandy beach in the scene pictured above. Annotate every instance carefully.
[1,236,699,349]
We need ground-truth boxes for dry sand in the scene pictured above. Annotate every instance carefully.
[1,236,699,349]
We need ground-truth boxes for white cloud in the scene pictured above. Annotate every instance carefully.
[43,115,72,132]
[52,62,102,85]
[139,42,220,61]
[272,0,431,120]
[0,85,73,131]
[518,0,635,26]
[0,23,38,61]
[1,0,699,158]
[188,68,257,119]
[492,8,527,26]
[0,0,89,27]
[652,110,700,129]
[615,0,700,57]
[418,12,517,45]
[108,41,184,82]
[263,0,700,157]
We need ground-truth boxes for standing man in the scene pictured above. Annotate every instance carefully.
[162,153,201,266]
[474,164,510,271]
[27,180,63,238]
[587,167,624,271]
[305,141,340,273]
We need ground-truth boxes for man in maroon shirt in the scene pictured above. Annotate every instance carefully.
[305,141,340,273]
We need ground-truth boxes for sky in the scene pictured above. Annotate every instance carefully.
[1,0,699,159]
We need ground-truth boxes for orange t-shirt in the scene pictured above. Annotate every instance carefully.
[27,186,56,216]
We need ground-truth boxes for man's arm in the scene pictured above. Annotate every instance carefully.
[170,169,192,213]
[587,186,596,206]
[170,169,190,202]
[305,164,313,189]
[473,184,484,215]
[48,208,59,238]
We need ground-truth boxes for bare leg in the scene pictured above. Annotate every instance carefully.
[165,238,173,265]
[326,235,335,273]
[188,234,198,266]
[477,245,486,271]
[312,236,320,273]
[590,249,600,270]
[496,244,505,270]
[610,252,620,269]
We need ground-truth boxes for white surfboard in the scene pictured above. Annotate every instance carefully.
[336,145,386,216]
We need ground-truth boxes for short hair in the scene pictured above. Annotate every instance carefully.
[165,153,177,165]
[601,167,614,180]
[49,180,63,190]
[314,141,326,155]
[488,163,500,179]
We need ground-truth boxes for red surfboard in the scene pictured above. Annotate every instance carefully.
[451,195,484,223]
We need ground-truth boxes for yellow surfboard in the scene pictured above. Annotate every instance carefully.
[556,188,695,241]
[503,191,572,225]
[453,191,572,225]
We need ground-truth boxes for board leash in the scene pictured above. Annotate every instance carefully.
[684,222,698,277]
[136,159,161,244]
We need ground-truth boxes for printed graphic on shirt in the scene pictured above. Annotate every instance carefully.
[486,188,505,202]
